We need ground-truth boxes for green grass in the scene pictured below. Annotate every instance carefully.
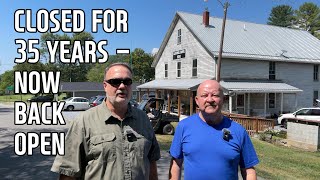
[0,94,33,102]
[252,138,320,180]
[156,134,320,180]
[156,134,173,151]
[0,93,68,103]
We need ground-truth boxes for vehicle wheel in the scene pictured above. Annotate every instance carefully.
[67,105,74,111]
[163,124,174,135]
[282,119,287,129]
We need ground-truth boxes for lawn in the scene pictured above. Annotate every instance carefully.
[0,94,33,102]
[156,134,320,180]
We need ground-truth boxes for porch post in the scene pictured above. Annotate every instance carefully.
[247,93,250,115]
[167,92,171,113]
[295,93,298,110]
[244,93,246,115]
[190,91,193,115]
[280,92,283,114]
[138,89,141,102]
[178,91,181,118]
[229,95,232,113]
[264,93,267,117]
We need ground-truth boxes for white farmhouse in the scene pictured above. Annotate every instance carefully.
[138,10,320,118]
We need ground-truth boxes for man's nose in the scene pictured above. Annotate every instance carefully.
[118,82,126,89]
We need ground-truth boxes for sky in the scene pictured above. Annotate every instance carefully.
[0,0,319,75]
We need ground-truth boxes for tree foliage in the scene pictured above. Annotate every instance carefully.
[268,2,320,39]
[267,5,295,27]
[295,2,320,37]
[39,32,95,82]
[0,70,14,91]
[86,48,155,83]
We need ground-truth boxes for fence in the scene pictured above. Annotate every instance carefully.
[223,112,275,136]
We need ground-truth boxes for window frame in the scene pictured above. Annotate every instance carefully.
[177,61,181,78]
[192,59,197,77]
[269,61,276,80]
[177,29,181,45]
[314,65,318,81]
[164,63,168,78]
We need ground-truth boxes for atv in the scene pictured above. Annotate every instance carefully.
[137,98,179,135]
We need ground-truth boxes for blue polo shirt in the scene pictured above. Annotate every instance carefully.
[170,114,259,180]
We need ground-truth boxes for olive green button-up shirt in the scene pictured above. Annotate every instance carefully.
[51,101,161,180]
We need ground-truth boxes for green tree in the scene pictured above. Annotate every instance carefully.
[86,49,155,83]
[131,48,155,83]
[0,70,14,91]
[295,2,320,37]
[268,5,295,27]
[40,32,95,82]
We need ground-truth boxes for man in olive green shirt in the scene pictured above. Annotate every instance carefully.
[51,63,160,180]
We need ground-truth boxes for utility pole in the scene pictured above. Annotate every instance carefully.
[216,0,230,82]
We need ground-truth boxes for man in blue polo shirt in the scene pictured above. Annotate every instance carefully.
[169,80,259,180]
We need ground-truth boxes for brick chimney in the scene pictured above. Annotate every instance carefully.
[203,9,209,27]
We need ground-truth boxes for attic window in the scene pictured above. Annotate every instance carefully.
[177,29,181,44]
[173,49,186,60]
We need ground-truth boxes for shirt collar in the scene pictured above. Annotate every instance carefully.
[98,98,134,122]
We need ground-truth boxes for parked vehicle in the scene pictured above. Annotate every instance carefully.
[277,107,320,128]
[138,98,179,135]
[27,95,53,102]
[89,95,105,107]
[142,92,156,100]
[129,99,139,107]
[62,97,90,111]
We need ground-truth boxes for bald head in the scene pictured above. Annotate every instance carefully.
[195,79,224,124]
[197,80,223,97]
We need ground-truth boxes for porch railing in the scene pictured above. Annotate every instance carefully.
[223,112,275,136]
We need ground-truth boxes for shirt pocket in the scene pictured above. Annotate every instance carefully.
[134,133,152,158]
[89,133,116,161]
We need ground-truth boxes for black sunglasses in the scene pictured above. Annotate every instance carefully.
[105,78,133,86]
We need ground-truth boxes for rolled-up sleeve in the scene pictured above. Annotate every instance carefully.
[51,120,87,177]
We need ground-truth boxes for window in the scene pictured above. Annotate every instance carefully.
[314,65,318,81]
[269,62,275,80]
[173,49,186,60]
[314,90,318,106]
[164,64,168,78]
[192,59,197,77]
[177,62,181,78]
[177,29,181,44]
[268,93,275,108]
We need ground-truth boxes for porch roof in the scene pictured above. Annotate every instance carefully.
[220,80,303,93]
[137,79,208,90]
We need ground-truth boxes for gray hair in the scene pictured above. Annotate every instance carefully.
[104,62,133,80]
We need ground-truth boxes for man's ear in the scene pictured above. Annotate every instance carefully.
[195,96,199,106]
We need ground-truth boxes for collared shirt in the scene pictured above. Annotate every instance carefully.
[51,101,161,180]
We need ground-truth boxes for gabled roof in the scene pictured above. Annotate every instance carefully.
[153,11,320,67]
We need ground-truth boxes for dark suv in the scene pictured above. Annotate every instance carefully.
[27,96,53,102]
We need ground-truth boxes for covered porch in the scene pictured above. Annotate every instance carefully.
[220,80,303,117]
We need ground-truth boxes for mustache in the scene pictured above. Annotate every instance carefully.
[205,102,217,108]
[116,90,127,95]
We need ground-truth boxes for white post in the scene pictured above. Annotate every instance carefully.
[247,93,251,115]
[264,93,267,117]
[229,95,232,113]
[281,93,283,114]
[295,93,298,110]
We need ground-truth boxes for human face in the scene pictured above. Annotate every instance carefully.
[195,80,224,116]
[104,65,132,106]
